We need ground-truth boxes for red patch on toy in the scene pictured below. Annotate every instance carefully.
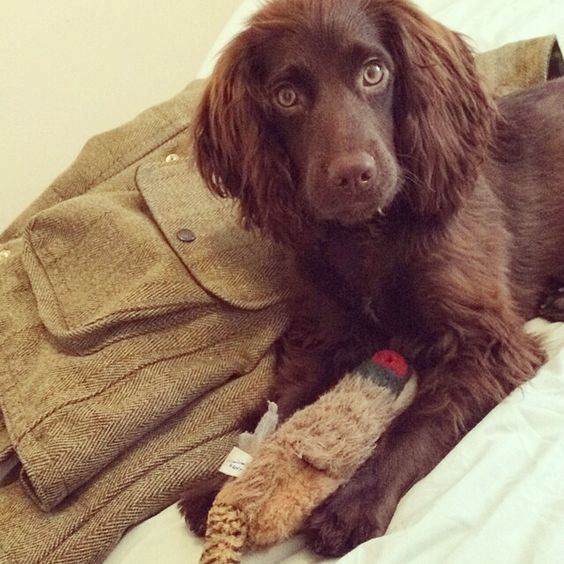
[372,350,408,377]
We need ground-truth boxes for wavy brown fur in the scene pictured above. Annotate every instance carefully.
[184,0,564,556]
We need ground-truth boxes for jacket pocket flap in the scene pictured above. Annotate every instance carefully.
[23,190,213,351]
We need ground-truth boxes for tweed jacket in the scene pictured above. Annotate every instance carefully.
[0,36,561,564]
[0,78,300,563]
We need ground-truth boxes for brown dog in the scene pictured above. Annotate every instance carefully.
[181,0,564,556]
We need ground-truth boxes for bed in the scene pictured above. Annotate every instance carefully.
[104,1,564,562]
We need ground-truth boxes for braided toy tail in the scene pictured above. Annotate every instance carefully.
[200,503,248,564]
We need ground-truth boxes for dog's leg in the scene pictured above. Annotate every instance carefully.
[303,302,545,556]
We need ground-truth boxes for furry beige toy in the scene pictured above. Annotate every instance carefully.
[199,351,417,564]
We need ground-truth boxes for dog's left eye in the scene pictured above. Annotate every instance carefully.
[274,85,299,108]
[362,60,385,86]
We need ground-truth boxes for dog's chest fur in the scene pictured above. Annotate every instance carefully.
[306,222,420,337]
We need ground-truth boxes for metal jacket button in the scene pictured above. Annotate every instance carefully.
[176,228,196,243]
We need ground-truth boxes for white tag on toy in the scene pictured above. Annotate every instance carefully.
[219,447,253,477]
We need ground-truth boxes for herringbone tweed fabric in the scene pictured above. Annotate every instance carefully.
[0,37,560,563]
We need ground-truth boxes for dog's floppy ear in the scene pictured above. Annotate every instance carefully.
[192,30,303,247]
[367,0,498,219]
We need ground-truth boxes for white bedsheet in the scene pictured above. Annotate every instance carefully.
[106,1,564,562]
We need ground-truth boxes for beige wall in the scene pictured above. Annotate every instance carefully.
[0,1,241,231]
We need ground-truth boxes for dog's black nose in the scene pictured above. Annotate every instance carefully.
[329,152,376,191]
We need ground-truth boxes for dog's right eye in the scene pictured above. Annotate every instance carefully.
[362,60,386,87]
[274,85,299,109]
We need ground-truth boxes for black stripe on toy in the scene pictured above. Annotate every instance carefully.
[355,350,412,396]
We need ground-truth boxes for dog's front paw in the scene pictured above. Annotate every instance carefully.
[178,476,225,537]
[303,483,392,557]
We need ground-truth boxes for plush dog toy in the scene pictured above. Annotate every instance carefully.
[199,351,417,564]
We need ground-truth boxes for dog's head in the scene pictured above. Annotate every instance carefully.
[193,0,497,246]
